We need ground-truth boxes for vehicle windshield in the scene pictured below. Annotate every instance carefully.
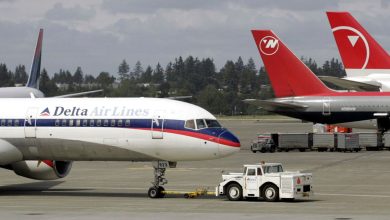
[263,165,283,174]
[190,119,222,130]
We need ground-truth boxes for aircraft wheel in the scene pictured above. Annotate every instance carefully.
[148,186,165,198]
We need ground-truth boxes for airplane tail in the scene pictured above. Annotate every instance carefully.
[251,30,334,98]
[26,29,43,89]
[326,12,390,75]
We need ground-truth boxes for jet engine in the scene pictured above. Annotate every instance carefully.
[10,160,72,180]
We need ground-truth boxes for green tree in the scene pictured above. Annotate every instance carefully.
[39,68,58,96]
[73,66,83,84]
[14,65,28,85]
[96,72,115,88]
[152,63,164,84]
[131,61,143,79]
[118,59,130,81]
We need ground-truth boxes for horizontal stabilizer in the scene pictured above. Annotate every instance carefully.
[53,89,103,98]
[318,76,380,91]
[244,99,308,111]
[166,95,192,100]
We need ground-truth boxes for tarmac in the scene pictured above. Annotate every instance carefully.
[0,120,389,219]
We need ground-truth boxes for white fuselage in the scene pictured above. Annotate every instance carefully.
[0,98,240,164]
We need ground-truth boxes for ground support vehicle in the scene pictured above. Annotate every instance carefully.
[357,132,383,151]
[273,133,312,152]
[250,135,276,153]
[335,133,360,152]
[312,133,335,152]
[216,163,313,202]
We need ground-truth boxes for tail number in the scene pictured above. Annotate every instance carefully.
[259,36,279,55]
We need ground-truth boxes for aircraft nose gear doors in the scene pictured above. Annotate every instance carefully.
[148,161,170,198]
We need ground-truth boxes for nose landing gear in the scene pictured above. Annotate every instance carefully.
[148,161,175,198]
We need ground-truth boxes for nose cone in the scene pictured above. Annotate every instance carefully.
[218,130,240,157]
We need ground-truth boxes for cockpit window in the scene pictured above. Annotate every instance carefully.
[185,120,196,129]
[196,119,206,129]
[205,119,221,128]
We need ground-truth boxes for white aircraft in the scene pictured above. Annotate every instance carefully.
[0,97,240,198]
[0,29,102,98]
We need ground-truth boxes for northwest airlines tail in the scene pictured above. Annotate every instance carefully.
[327,12,390,77]
[251,30,334,98]
[26,28,43,89]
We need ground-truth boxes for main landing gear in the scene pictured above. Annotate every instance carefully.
[148,161,175,198]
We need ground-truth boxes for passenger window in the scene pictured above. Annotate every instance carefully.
[76,120,81,127]
[118,120,123,127]
[55,119,60,126]
[7,120,12,126]
[90,120,95,126]
[247,168,256,176]
[69,120,74,127]
[103,120,108,127]
[1,119,5,126]
[97,120,102,127]
[125,120,130,127]
[14,120,19,126]
[196,119,206,129]
[111,119,115,127]
[82,120,88,127]
[185,120,196,129]
[62,119,67,126]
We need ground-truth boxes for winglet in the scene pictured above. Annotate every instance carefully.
[326,12,390,71]
[26,28,43,89]
[251,30,334,98]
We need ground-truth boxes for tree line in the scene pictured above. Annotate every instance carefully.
[0,56,345,115]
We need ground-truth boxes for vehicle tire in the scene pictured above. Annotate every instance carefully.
[148,187,160,198]
[226,184,243,201]
[285,149,290,152]
[270,147,276,153]
[252,150,256,153]
[262,184,279,202]
[299,148,306,152]
[260,148,266,153]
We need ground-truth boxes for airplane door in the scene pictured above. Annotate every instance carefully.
[24,107,38,138]
[151,115,164,139]
[322,97,331,116]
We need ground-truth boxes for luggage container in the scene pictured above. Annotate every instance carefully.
[272,133,313,152]
[382,132,390,150]
[312,133,335,152]
[357,132,383,151]
[335,133,360,152]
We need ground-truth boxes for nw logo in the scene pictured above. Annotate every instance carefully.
[259,36,279,55]
[40,107,50,116]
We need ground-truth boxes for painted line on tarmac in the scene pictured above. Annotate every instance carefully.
[317,193,390,198]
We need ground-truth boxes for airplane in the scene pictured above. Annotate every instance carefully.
[322,11,390,92]
[0,29,103,98]
[0,29,44,98]
[247,30,390,132]
[0,97,240,198]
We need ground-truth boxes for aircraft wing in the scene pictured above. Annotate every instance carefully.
[53,89,104,98]
[318,76,381,91]
[243,99,308,111]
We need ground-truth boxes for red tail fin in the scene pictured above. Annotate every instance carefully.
[327,11,390,70]
[251,30,333,98]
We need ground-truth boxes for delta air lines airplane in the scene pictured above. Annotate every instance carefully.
[0,97,240,198]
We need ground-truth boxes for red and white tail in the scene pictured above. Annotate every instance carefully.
[327,12,390,76]
[251,30,334,98]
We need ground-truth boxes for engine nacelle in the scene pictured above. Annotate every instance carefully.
[11,160,72,180]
